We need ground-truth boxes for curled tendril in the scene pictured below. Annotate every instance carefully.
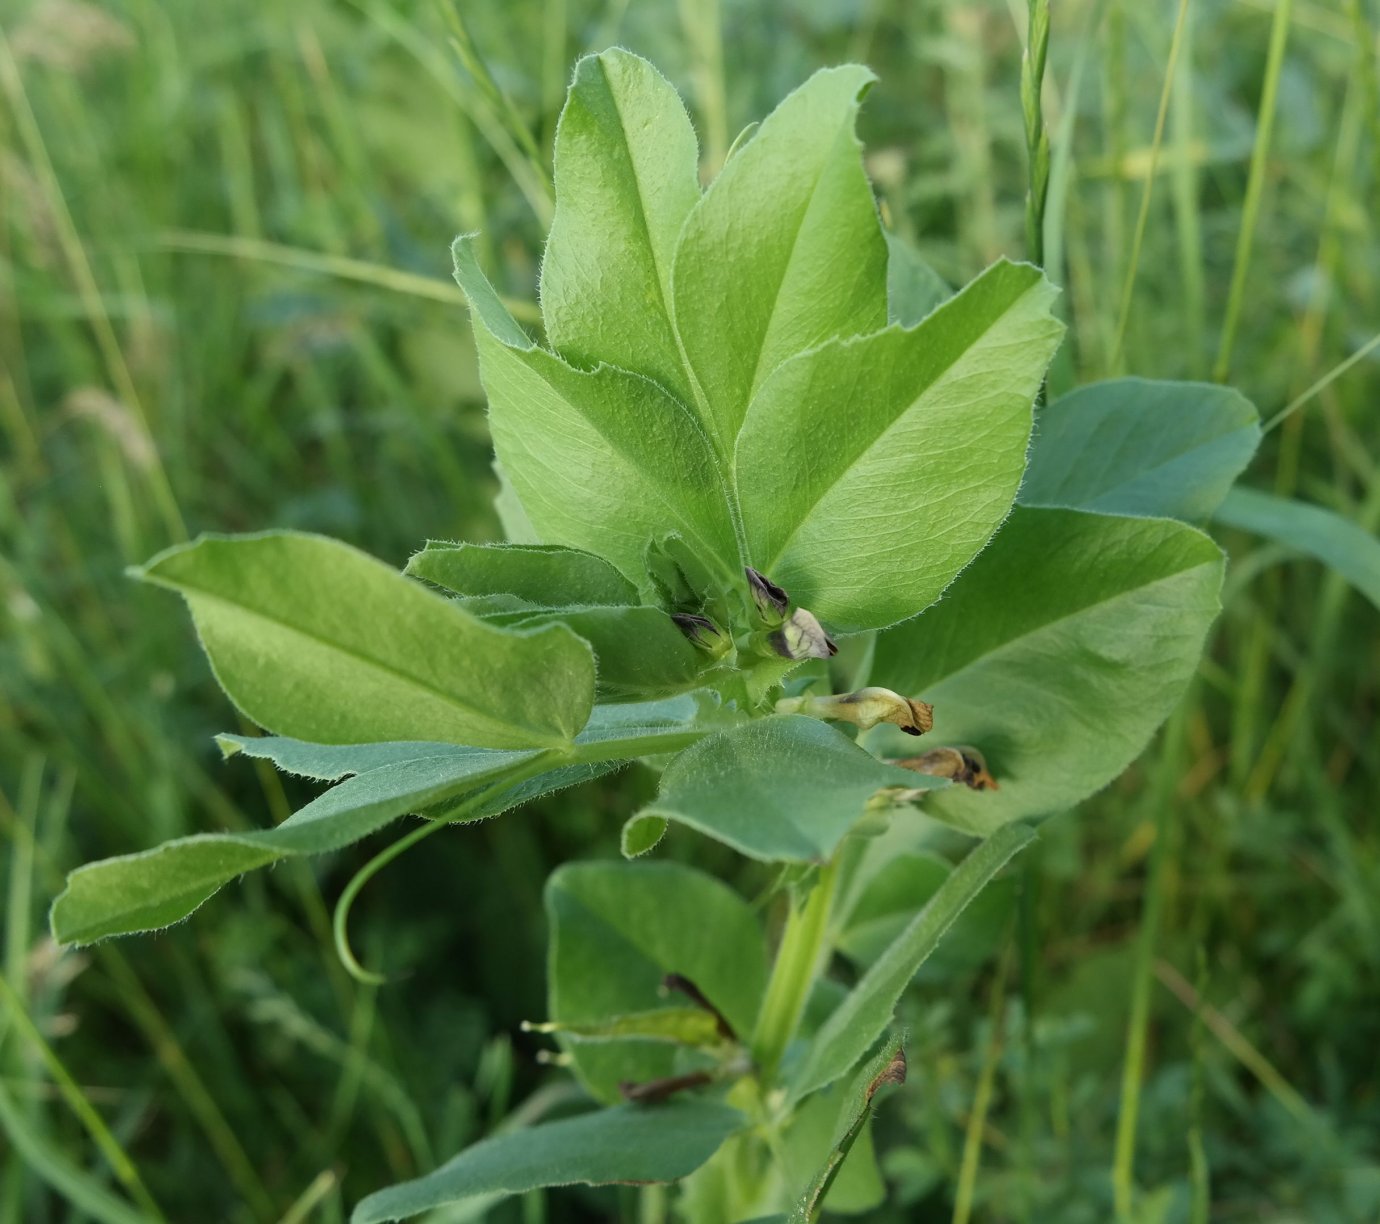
[331,753,559,985]
[333,820,447,985]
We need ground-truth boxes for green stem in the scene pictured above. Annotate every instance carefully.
[751,861,839,1086]
[1020,0,1051,268]
[1212,0,1294,382]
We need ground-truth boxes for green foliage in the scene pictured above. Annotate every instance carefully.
[546,861,767,1102]
[350,1100,744,1223]
[1020,378,1261,521]
[136,531,596,749]
[874,509,1225,835]
[540,50,702,402]
[736,258,1061,629]
[671,65,889,451]
[29,27,1294,1223]
[623,715,937,861]
[50,746,545,944]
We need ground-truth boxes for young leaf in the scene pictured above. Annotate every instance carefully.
[407,541,639,606]
[1019,378,1260,521]
[350,1100,744,1223]
[734,259,1063,631]
[886,231,951,325]
[790,822,1034,1101]
[623,715,939,863]
[540,49,701,405]
[872,507,1224,835]
[50,749,542,945]
[672,65,889,452]
[407,547,706,698]
[135,531,595,750]
[546,861,768,1103]
[453,237,739,585]
[1214,487,1380,612]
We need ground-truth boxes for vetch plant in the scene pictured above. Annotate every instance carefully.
[51,49,1262,1220]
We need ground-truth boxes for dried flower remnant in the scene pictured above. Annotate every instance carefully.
[776,686,934,735]
[896,746,998,791]
[662,972,737,1041]
[618,1070,716,1105]
[769,608,838,660]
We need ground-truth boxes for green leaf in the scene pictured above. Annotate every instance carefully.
[540,49,702,405]
[872,507,1224,835]
[407,541,639,605]
[350,1100,743,1223]
[136,531,595,750]
[790,823,1034,1100]
[214,734,470,781]
[623,716,938,863]
[886,231,951,325]
[1020,378,1260,521]
[672,65,889,452]
[453,236,739,585]
[1214,487,1380,612]
[577,692,718,743]
[408,541,703,697]
[546,861,768,1103]
[734,259,1064,631]
[51,749,543,945]
[445,603,704,701]
[493,459,540,545]
[527,606,706,697]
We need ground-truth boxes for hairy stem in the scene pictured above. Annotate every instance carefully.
[751,861,840,1086]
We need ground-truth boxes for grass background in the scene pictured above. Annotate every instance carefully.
[2,0,1377,1220]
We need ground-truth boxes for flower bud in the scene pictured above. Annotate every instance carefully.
[745,566,789,623]
[776,686,933,735]
[768,608,838,660]
[895,746,998,790]
[671,612,727,652]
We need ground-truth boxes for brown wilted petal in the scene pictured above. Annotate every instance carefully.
[896,746,998,791]
[777,686,932,735]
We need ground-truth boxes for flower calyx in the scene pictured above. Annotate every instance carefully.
[776,686,934,735]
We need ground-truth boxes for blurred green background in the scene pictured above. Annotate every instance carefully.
[2,0,1377,1220]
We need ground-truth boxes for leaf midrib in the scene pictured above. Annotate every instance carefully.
[745,284,1044,573]
[152,574,570,747]
[598,54,682,340]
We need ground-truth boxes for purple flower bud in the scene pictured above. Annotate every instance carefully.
[745,566,789,622]
[670,612,726,652]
